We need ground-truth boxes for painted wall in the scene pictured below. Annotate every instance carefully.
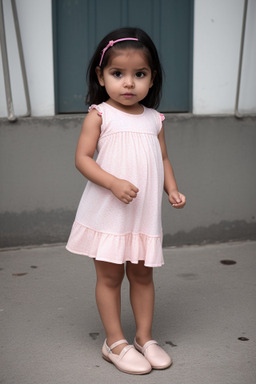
[1,115,256,247]
[0,0,256,117]
[193,0,256,114]
[0,0,54,117]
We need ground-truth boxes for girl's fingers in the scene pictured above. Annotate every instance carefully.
[129,182,139,193]
[169,192,186,208]
[126,194,135,203]
[110,178,139,203]
[126,183,139,201]
[172,199,186,208]
[130,190,138,198]
[123,191,137,204]
[123,197,132,204]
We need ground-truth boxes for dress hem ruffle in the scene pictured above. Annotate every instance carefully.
[66,221,164,268]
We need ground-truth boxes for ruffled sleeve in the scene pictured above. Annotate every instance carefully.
[88,104,103,116]
[160,113,165,122]
[155,112,165,134]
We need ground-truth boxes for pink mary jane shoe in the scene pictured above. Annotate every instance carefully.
[134,339,172,370]
[102,339,152,375]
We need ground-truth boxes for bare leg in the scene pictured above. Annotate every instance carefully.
[126,261,154,346]
[94,260,127,354]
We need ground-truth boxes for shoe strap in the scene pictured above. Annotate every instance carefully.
[119,344,134,359]
[141,340,158,353]
[108,339,128,351]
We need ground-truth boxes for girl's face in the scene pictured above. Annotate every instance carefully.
[96,49,154,113]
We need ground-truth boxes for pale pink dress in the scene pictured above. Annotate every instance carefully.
[66,102,165,267]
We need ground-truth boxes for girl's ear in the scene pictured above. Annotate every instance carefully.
[95,66,105,86]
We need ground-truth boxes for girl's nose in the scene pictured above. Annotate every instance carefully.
[124,76,135,88]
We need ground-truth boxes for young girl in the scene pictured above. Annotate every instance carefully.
[66,27,186,375]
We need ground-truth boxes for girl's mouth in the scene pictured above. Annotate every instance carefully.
[122,93,135,98]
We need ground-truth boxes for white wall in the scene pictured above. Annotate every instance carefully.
[239,0,256,113]
[193,0,256,114]
[0,0,255,117]
[0,0,54,117]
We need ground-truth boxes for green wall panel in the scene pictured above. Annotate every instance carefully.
[53,0,194,113]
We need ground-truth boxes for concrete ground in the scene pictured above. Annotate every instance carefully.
[0,241,255,384]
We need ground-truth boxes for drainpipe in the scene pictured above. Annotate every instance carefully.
[0,0,31,122]
[235,0,248,119]
[0,0,16,121]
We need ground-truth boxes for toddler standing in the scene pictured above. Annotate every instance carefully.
[66,27,186,375]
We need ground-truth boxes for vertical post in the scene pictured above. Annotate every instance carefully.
[0,0,16,121]
[11,0,31,117]
[235,0,248,118]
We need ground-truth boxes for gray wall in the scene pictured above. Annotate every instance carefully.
[0,115,256,248]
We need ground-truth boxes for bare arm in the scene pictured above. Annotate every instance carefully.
[75,110,138,204]
[158,124,186,209]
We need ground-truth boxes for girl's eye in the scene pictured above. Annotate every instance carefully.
[113,71,122,78]
[136,72,146,78]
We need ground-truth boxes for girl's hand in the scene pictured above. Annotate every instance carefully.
[169,190,186,209]
[110,178,139,204]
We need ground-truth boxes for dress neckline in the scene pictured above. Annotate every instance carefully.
[103,102,145,116]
